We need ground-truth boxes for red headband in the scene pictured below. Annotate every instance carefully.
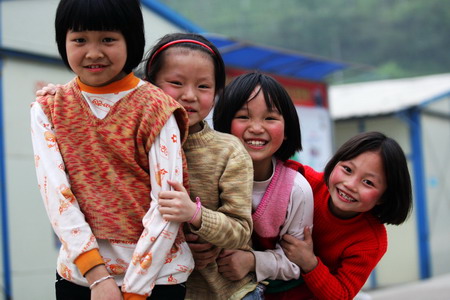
[148,39,216,69]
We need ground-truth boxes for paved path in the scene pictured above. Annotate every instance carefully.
[365,273,450,300]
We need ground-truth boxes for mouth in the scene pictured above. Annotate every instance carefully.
[337,188,357,203]
[183,106,197,113]
[245,139,267,147]
[84,64,107,69]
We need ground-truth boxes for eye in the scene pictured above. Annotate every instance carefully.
[265,111,282,121]
[169,80,182,86]
[363,179,375,187]
[102,37,116,43]
[234,113,249,120]
[342,165,352,173]
[72,38,86,43]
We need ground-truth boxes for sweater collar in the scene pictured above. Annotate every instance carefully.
[76,72,140,94]
[183,121,215,149]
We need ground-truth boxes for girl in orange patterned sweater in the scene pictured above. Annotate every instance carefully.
[30,1,194,299]
[281,131,413,299]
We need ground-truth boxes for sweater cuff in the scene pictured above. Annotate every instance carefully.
[188,206,216,236]
[123,293,147,300]
[74,249,104,276]
[302,257,325,285]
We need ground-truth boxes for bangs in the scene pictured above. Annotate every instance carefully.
[60,0,128,33]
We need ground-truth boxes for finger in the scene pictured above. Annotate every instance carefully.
[304,226,312,242]
[158,191,178,201]
[185,233,199,243]
[167,180,187,193]
[216,256,228,266]
[282,234,297,244]
[219,249,234,258]
[189,242,215,252]
[43,86,58,95]
[193,249,219,260]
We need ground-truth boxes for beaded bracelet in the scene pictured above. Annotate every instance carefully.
[188,197,202,224]
[89,275,114,290]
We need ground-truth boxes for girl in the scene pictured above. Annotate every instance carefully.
[144,33,256,300]
[31,1,194,299]
[213,72,314,298]
[281,131,413,300]
[36,32,256,299]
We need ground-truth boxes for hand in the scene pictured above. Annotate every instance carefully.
[158,180,198,225]
[91,280,122,300]
[85,265,122,300]
[281,226,318,273]
[217,249,255,281]
[36,83,61,97]
[186,233,221,270]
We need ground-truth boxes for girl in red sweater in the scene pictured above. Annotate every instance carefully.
[281,131,413,300]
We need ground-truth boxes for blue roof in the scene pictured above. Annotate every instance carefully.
[142,0,348,81]
[204,34,347,81]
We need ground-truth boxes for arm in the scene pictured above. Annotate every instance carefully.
[31,101,121,299]
[282,222,387,299]
[218,174,314,281]
[122,115,190,299]
[253,174,314,281]
[190,146,254,249]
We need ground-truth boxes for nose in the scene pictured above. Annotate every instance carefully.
[180,86,197,102]
[343,176,358,192]
[86,44,104,60]
[248,120,264,134]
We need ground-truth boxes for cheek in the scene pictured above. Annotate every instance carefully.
[199,95,215,111]
[230,121,245,140]
[364,190,384,205]
[160,86,180,102]
[269,124,285,145]
[328,169,339,188]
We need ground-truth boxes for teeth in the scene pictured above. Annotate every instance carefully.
[339,190,356,202]
[87,65,103,69]
[247,140,266,146]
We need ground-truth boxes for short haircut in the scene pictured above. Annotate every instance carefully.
[144,33,226,99]
[55,0,145,74]
[324,131,413,225]
[213,71,302,161]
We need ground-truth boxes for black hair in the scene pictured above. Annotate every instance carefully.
[213,71,302,161]
[324,131,413,225]
[55,0,145,74]
[144,32,226,99]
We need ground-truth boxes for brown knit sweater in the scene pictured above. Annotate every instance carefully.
[184,122,254,300]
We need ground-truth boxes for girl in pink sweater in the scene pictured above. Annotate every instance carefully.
[213,71,314,299]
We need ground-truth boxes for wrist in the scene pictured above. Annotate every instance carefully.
[302,256,318,273]
[247,251,256,272]
[84,264,110,285]
[89,275,114,290]
[189,197,202,228]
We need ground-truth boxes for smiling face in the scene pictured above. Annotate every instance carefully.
[328,151,387,219]
[154,48,216,134]
[66,30,127,87]
[231,87,285,180]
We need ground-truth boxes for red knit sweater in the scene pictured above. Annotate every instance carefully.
[294,165,388,300]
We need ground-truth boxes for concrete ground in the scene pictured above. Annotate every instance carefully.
[363,273,450,300]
